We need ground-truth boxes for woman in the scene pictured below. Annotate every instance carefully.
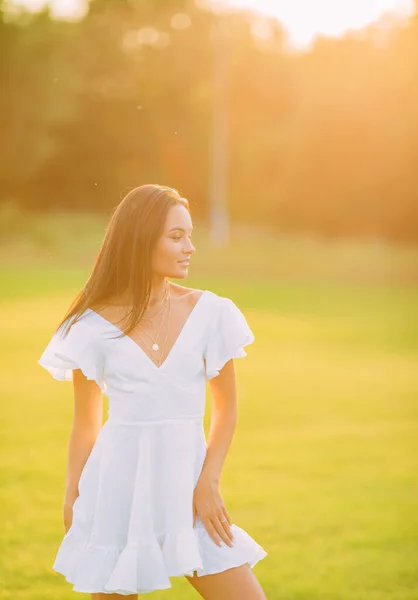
[38,184,268,599]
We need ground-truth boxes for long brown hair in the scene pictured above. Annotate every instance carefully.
[55,184,189,338]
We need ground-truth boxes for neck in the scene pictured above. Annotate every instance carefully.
[146,277,169,309]
[105,278,170,309]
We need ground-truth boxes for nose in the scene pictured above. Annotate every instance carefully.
[184,239,196,254]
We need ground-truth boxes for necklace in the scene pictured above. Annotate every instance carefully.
[137,283,171,355]
[156,292,171,365]
[136,291,171,366]
[140,282,169,323]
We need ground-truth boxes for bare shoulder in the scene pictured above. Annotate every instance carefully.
[168,283,207,308]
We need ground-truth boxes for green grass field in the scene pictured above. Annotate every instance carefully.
[1,218,417,599]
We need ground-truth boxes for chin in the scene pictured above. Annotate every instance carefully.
[170,265,189,279]
[160,266,189,280]
[176,271,188,280]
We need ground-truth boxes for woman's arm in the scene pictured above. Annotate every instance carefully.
[63,369,103,531]
[193,359,238,547]
[201,359,238,483]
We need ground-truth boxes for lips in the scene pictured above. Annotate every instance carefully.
[178,260,190,265]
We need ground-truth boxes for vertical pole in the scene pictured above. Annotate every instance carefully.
[209,15,230,247]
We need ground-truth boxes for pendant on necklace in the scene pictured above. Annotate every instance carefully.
[152,343,159,352]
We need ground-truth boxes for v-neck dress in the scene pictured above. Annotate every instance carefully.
[38,289,268,595]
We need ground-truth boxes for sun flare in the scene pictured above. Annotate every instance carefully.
[7,0,417,48]
[213,0,415,47]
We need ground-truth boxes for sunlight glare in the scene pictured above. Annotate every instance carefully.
[7,0,416,47]
[211,0,415,47]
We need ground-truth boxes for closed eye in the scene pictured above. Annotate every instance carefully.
[172,234,192,241]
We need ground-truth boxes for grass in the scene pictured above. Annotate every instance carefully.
[0,215,417,599]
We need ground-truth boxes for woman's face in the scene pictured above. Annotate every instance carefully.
[151,204,196,279]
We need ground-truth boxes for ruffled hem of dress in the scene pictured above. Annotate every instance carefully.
[53,523,267,595]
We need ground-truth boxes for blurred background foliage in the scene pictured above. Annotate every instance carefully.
[1,0,418,242]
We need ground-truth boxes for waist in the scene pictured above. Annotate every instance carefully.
[106,415,204,427]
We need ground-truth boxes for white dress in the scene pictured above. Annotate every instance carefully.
[38,289,268,595]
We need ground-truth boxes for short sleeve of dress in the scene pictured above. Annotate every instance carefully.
[37,316,106,392]
[204,296,255,381]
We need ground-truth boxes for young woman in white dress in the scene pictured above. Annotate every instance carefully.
[38,184,268,599]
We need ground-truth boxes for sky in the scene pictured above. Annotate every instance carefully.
[8,0,416,48]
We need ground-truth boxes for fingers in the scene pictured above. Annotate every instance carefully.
[222,506,233,527]
[202,512,235,548]
[192,489,235,547]
[221,507,234,542]
[63,504,73,534]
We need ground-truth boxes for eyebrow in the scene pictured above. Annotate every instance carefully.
[168,227,193,233]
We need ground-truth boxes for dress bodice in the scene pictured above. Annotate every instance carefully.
[38,290,255,424]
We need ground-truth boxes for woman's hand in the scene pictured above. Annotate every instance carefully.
[63,492,79,533]
[193,475,235,548]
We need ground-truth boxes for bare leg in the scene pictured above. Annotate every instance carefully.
[185,563,268,600]
[91,594,138,599]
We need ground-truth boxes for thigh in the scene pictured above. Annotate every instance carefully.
[185,563,267,600]
[91,594,138,599]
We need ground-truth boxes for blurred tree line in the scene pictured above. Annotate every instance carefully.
[1,0,417,241]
